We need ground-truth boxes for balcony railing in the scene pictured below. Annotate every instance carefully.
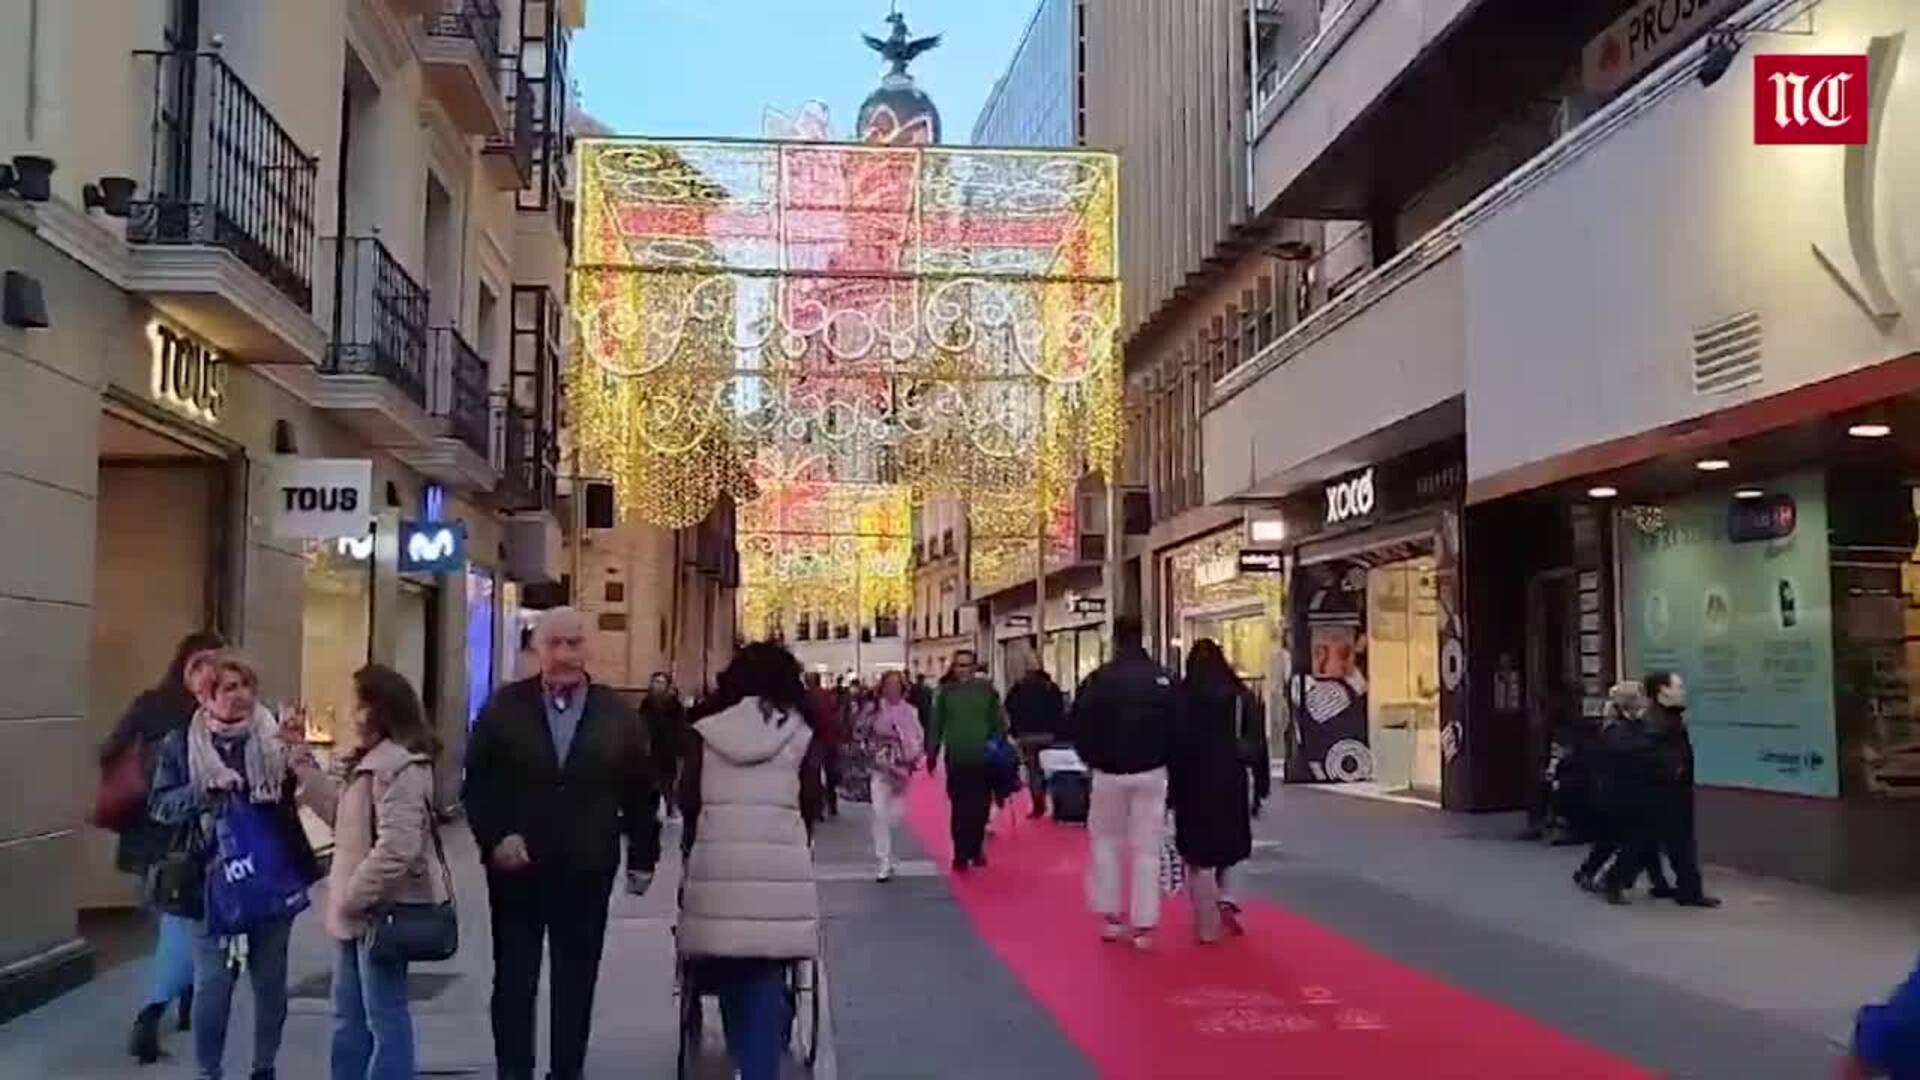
[130,49,319,311]
[325,237,429,406]
[425,0,504,86]
[430,329,489,457]
[483,60,536,188]
[491,392,557,511]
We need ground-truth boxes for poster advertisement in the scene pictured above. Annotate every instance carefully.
[1618,471,1839,796]
[1288,561,1372,784]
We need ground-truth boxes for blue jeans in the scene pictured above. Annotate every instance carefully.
[192,917,292,1080]
[331,939,413,1080]
[708,959,789,1080]
[146,913,197,1007]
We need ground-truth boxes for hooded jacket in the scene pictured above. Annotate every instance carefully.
[677,698,820,960]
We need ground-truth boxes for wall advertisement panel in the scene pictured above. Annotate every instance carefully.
[1618,471,1839,796]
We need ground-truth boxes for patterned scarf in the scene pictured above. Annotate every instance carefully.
[186,704,286,804]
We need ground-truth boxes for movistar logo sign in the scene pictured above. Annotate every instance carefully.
[398,520,466,574]
[409,528,457,562]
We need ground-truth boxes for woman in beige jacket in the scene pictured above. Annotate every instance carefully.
[678,642,824,1080]
[292,665,440,1080]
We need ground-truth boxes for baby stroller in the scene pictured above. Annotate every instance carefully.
[674,943,821,1078]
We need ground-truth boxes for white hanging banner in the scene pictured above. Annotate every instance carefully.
[270,458,374,540]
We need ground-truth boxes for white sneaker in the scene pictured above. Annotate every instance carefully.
[1100,919,1126,943]
[1131,931,1153,952]
[876,862,894,882]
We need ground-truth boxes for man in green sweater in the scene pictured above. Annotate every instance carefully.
[927,650,1006,872]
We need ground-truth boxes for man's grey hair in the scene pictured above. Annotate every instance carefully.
[533,606,587,647]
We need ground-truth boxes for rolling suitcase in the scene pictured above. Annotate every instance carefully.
[1049,769,1091,824]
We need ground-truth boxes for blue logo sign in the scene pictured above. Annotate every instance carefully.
[399,520,466,574]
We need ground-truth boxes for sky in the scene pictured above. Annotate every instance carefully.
[571,0,1044,142]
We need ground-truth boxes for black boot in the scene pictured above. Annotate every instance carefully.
[129,1003,164,1065]
[249,1069,277,1080]
[177,987,193,1032]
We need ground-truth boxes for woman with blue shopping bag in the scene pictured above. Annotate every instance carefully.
[149,652,320,1080]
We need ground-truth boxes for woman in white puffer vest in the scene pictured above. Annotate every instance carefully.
[676,642,824,1080]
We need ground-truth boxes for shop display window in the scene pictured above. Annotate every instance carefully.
[300,540,371,748]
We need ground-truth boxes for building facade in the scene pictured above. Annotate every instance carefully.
[0,0,584,1015]
[907,497,973,681]
[1197,0,1920,885]
[970,0,1078,147]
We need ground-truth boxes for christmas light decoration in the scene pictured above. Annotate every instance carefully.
[569,131,1122,630]
[568,136,1122,529]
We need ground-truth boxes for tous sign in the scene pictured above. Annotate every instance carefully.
[148,320,227,424]
[1325,468,1376,526]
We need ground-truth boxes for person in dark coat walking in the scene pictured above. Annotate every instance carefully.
[107,630,224,1064]
[462,608,662,1080]
[640,672,688,819]
[1004,652,1066,818]
[1641,671,1719,908]
[1574,682,1675,897]
[1171,640,1266,943]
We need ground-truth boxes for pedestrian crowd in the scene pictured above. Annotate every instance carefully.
[1532,674,1719,909]
[88,609,1920,1080]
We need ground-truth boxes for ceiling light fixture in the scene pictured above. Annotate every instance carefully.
[1849,422,1893,439]
[1696,458,1732,472]
[1734,487,1765,500]
[1587,486,1619,499]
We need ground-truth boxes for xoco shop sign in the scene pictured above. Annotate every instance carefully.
[271,458,373,540]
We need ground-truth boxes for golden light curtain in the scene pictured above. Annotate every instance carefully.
[569,136,1121,626]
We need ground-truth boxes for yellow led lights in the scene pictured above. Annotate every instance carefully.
[570,137,1122,627]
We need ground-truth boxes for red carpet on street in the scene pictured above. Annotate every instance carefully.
[904,780,1651,1080]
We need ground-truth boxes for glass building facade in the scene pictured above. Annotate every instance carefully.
[970,0,1077,147]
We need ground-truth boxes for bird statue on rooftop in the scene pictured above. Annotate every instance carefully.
[862,10,941,77]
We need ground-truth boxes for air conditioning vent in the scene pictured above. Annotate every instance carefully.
[1691,311,1763,396]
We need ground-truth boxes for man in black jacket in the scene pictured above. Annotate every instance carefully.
[463,608,661,1080]
[1006,658,1066,818]
[1071,615,1179,948]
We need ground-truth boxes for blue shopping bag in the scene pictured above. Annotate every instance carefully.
[983,736,1021,800]
[204,795,310,935]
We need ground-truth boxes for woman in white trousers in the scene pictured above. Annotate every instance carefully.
[855,671,925,881]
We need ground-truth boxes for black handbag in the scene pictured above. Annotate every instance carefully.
[364,784,458,965]
[143,822,206,919]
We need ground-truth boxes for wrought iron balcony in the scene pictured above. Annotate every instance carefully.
[491,393,558,512]
[430,328,490,459]
[324,237,429,408]
[482,60,536,190]
[426,0,503,70]
[130,49,318,312]
[421,0,507,135]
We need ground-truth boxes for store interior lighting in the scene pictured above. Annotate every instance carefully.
[1587,485,1619,499]
[1696,458,1732,472]
[1733,487,1765,500]
[1849,422,1893,439]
